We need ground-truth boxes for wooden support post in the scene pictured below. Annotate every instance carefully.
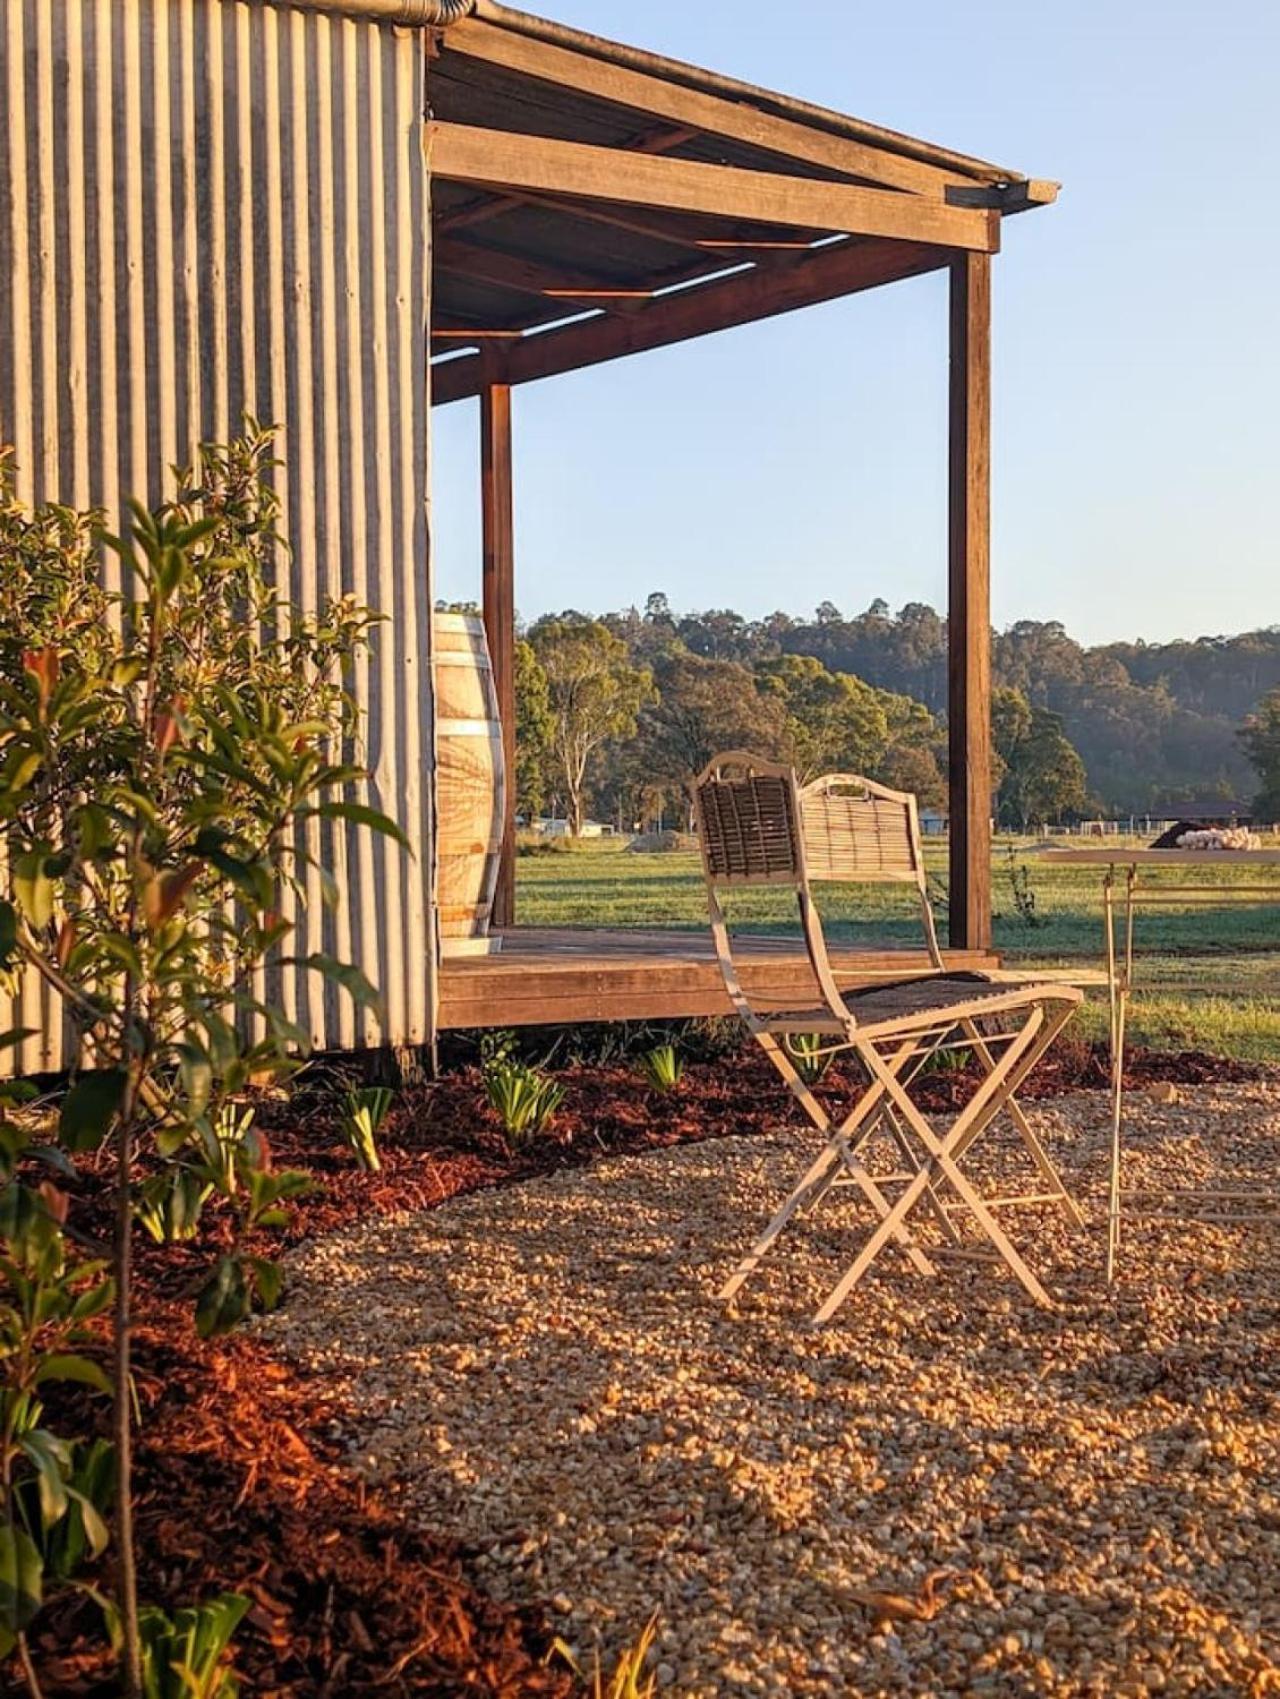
[947,251,993,950]
[481,379,516,929]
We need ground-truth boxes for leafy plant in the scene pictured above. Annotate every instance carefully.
[482,1056,565,1145]
[338,1086,394,1173]
[636,1043,683,1094]
[1003,845,1044,929]
[551,1613,660,1699]
[0,1107,113,1681]
[134,1168,212,1245]
[680,1017,744,1063]
[133,1592,250,1699]
[784,1032,833,1088]
[0,430,404,1694]
[186,1107,310,1339]
[22,1437,114,1588]
[920,1039,973,1076]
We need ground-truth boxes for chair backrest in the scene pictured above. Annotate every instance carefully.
[799,771,942,966]
[799,773,925,884]
[690,755,944,1027]
[690,751,806,889]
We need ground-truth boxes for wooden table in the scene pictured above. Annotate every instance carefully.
[1035,848,1280,1279]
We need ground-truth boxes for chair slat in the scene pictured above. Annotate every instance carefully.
[800,783,919,882]
[695,771,801,886]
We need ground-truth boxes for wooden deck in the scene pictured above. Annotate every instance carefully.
[438,928,998,1029]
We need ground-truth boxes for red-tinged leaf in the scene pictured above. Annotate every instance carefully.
[55,916,76,968]
[21,646,58,712]
[142,862,202,931]
[153,694,187,756]
[37,1181,68,1225]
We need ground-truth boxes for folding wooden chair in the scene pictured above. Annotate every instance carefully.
[690,752,1084,1321]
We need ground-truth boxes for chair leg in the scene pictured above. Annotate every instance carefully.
[811,1011,1060,1322]
[870,1012,1070,1309]
[881,1103,963,1248]
[719,1140,853,1302]
[958,1015,1085,1228]
[720,1032,935,1302]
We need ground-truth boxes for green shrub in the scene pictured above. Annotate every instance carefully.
[552,1612,660,1698]
[134,1167,213,1244]
[636,1043,683,1093]
[920,1041,973,1076]
[338,1086,394,1173]
[133,1593,250,1699]
[0,1129,113,1668]
[0,429,402,1693]
[483,1056,565,1144]
[784,1032,833,1087]
[1003,845,1044,929]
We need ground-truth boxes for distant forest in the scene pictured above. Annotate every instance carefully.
[624,598,1280,810]
[507,597,1280,829]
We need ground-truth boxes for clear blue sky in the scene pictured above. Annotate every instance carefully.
[431,0,1279,646]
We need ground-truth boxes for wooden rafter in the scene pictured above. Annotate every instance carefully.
[428,123,1000,252]
[436,124,828,327]
[432,237,949,403]
[441,18,972,199]
[435,236,626,303]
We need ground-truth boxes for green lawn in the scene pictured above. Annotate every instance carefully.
[515,837,1280,1062]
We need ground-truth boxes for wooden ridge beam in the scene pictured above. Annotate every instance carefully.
[440,18,971,199]
[431,237,950,404]
[428,122,1000,253]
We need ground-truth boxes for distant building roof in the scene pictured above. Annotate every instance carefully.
[1166,800,1253,822]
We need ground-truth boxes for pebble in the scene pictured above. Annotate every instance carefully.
[260,1083,1280,1697]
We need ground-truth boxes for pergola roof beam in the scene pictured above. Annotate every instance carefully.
[442,17,974,199]
[435,121,698,240]
[468,1,1025,189]
[428,123,999,253]
[432,237,950,404]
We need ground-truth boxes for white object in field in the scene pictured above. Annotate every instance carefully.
[1175,828,1261,851]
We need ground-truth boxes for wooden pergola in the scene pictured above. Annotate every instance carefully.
[426,2,1056,1028]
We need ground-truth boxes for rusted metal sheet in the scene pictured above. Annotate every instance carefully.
[0,0,435,1073]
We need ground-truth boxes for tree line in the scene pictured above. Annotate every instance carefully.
[505,595,1280,832]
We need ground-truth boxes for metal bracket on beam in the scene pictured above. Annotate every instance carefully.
[946,179,1059,213]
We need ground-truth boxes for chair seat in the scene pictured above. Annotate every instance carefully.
[764,971,1083,1039]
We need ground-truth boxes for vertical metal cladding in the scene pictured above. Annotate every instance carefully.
[0,0,435,1073]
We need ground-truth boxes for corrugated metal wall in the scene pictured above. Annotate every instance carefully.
[0,0,436,1072]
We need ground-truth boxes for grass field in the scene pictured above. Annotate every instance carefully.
[515,837,1280,1061]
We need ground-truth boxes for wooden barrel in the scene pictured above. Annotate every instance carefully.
[435,611,506,956]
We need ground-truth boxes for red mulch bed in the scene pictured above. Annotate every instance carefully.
[39,1318,575,1698]
[24,1037,1272,1695]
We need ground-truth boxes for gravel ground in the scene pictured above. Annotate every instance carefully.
[261,1085,1280,1697]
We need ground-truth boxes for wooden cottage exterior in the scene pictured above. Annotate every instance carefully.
[0,0,1055,1067]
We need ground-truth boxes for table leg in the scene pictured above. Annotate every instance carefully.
[1105,868,1138,1284]
[1104,874,1120,1281]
